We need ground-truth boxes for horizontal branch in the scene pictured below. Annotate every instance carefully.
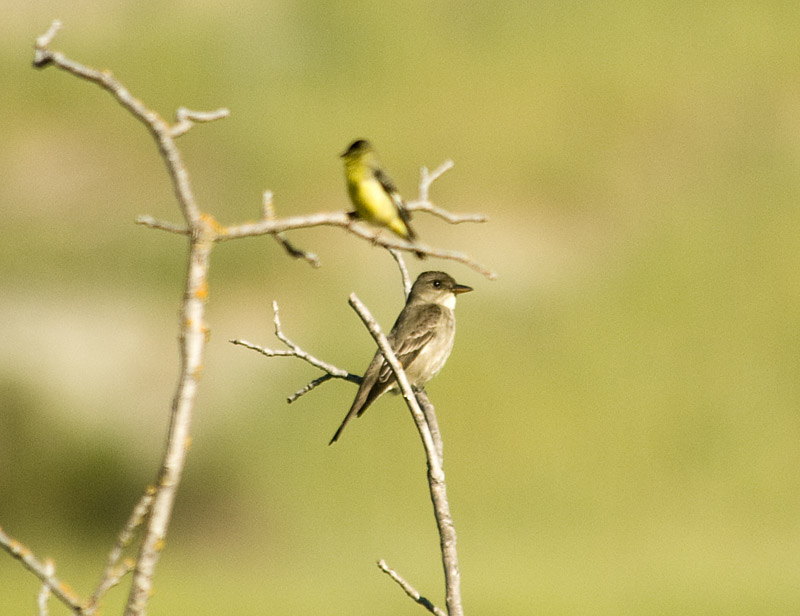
[220,212,497,279]
[170,107,230,138]
[136,215,190,235]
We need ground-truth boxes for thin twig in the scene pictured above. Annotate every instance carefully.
[37,560,54,616]
[378,560,446,616]
[135,215,190,235]
[170,107,230,138]
[405,161,487,224]
[262,191,320,267]
[230,301,363,403]
[84,488,155,615]
[389,249,412,299]
[348,294,463,616]
[0,526,84,612]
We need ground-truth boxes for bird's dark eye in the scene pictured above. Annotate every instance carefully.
[433,280,441,287]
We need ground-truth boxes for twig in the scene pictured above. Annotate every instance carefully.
[0,526,84,612]
[378,560,446,616]
[170,107,230,138]
[230,302,363,403]
[37,560,54,616]
[84,488,155,615]
[389,249,412,299]
[262,191,320,267]
[135,215,190,235]
[348,294,463,616]
[405,161,488,224]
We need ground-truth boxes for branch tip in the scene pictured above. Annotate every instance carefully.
[377,560,446,616]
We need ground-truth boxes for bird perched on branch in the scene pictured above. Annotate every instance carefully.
[341,139,424,256]
[330,271,472,444]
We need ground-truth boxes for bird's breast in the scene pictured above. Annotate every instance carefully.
[406,312,457,386]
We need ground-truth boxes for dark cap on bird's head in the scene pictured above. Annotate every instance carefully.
[341,139,373,159]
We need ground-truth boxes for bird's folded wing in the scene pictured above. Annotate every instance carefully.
[377,305,443,384]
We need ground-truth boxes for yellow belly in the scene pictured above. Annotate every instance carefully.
[350,178,395,222]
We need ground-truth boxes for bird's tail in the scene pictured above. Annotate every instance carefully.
[328,407,358,445]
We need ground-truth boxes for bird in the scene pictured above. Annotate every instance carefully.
[340,139,423,255]
[329,271,472,444]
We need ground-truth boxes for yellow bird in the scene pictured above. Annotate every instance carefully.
[341,139,420,246]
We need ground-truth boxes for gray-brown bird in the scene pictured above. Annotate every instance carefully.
[330,271,472,444]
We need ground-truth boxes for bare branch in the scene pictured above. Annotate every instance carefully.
[377,560,446,616]
[420,160,454,201]
[262,191,320,267]
[220,212,496,279]
[348,294,463,616]
[286,374,336,403]
[230,301,362,402]
[135,215,190,235]
[33,20,61,65]
[406,200,489,224]
[170,107,230,138]
[0,526,84,612]
[389,249,412,299]
[84,488,155,615]
[405,161,488,224]
[33,22,206,226]
[37,560,54,616]
[417,390,444,465]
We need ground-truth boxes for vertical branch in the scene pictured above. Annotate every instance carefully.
[417,390,444,466]
[389,249,412,299]
[348,294,463,616]
[125,232,213,616]
[37,560,54,616]
[32,22,220,616]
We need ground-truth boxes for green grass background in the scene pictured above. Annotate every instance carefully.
[2,2,800,614]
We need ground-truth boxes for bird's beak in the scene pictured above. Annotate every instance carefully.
[453,283,473,295]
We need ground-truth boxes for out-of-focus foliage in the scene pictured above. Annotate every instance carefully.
[2,2,800,614]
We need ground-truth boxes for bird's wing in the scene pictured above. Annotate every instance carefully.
[374,166,415,229]
[376,304,443,384]
[373,165,400,197]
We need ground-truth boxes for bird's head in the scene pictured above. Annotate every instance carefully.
[341,139,376,164]
[409,271,473,309]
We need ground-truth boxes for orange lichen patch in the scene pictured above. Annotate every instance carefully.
[146,485,157,496]
[10,540,32,559]
[154,539,166,552]
[194,279,209,300]
[58,582,79,600]
[199,213,224,235]
[184,436,193,451]
[123,557,135,569]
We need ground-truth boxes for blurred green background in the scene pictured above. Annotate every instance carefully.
[2,1,800,614]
